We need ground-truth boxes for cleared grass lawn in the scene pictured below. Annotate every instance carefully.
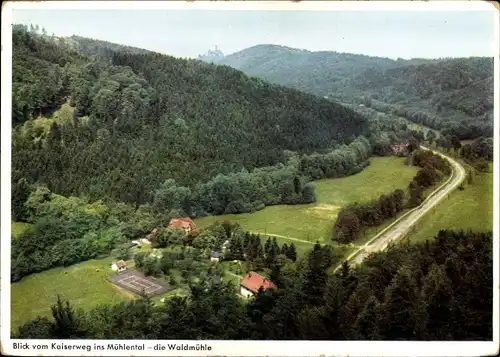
[195,157,418,250]
[409,170,493,243]
[11,257,134,333]
[11,221,34,239]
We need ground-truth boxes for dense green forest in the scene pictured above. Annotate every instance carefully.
[217,44,493,140]
[15,229,492,340]
[217,45,440,97]
[12,25,368,211]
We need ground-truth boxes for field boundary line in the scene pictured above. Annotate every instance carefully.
[225,271,242,279]
[247,231,318,245]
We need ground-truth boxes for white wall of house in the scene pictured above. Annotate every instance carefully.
[210,257,220,262]
[240,286,254,298]
[111,264,118,271]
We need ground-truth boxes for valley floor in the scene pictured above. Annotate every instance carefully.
[10,156,416,331]
[195,156,418,249]
[12,156,492,332]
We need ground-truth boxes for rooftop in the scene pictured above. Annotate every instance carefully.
[240,271,277,294]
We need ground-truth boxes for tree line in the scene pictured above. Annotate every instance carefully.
[460,137,493,170]
[334,149,451,243]
[15,229,492,341]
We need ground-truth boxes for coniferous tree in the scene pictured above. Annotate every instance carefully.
[420,264,453,340]
[51,295,87,338]
[302,243,329,305]
[379,268,423,340]
[12,178,30,222]
[287,243,297,262]
[354,295,381,340]
[281,243,289,256]
[264,237,272,257]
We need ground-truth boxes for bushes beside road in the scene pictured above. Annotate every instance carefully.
[333,149,452,243]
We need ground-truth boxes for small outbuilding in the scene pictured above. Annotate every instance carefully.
[111,260,127,273]
[210,251,221,262]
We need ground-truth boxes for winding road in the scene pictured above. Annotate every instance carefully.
[335,146,467,270]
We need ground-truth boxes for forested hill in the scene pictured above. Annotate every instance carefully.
[12,25,367,209]
[217,44,403,97]
[217,44,494,139]
[348,57,494,139]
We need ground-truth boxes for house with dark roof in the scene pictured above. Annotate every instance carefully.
[212,274,223,285]
[210,251,221,262]
[168,218,197,235]
[240,271,277,298]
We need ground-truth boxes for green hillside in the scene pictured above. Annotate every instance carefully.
[12,25,367,209]
[218,44,401,97]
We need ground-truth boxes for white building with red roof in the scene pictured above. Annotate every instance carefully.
[239,271,277,298]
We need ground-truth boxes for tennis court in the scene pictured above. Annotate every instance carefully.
[108,269,170,297]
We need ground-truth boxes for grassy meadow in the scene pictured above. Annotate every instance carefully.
[195,157,418,250]
[409,168,493,243]
[11,257,133,332]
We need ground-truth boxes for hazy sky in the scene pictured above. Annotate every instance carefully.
[12,8,496,59]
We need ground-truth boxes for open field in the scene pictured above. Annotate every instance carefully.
[11,221,34,239]
[195,157,418,250]
[11,257,133,332]
[409,169,493,243]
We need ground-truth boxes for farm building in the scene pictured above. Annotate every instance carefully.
[111,260,127,272]
[240,271,277,298]
[168,217,197,235]
[391,143,410,156]
[210,251,221,262]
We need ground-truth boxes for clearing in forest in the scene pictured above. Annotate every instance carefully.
[195,156,418,248]
[11,258,131,333]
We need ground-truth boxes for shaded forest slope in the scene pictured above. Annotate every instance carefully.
[218,44,493,139]
[12,26,368,207]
